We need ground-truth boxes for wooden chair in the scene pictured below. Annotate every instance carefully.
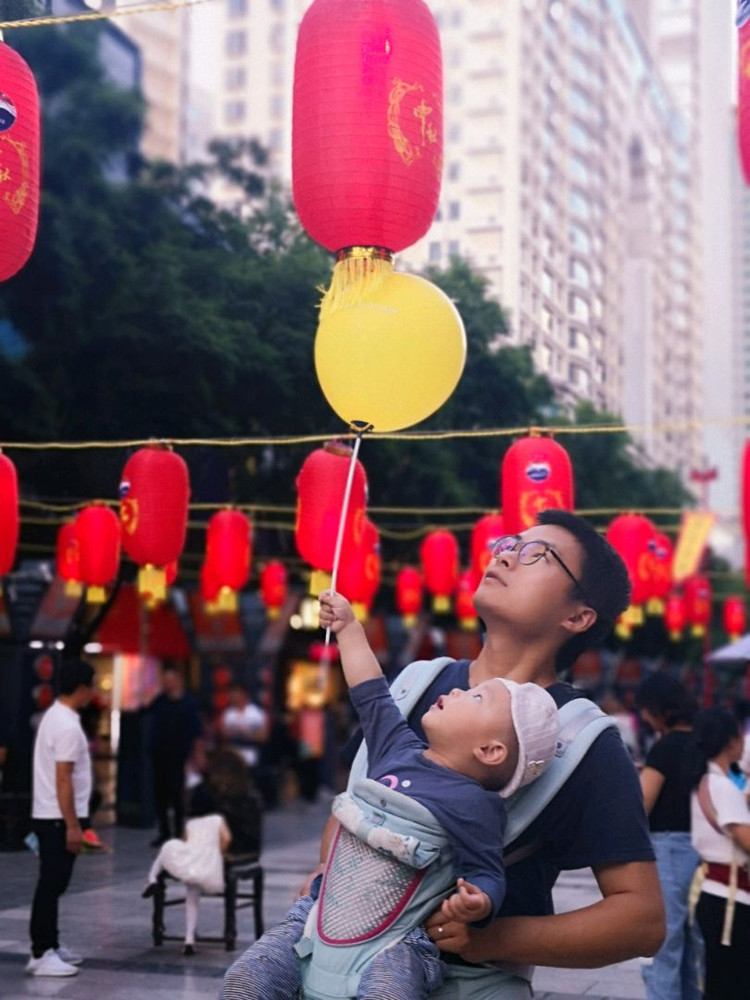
[150,852,264,951]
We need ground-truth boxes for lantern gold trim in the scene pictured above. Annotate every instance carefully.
[319,246,394,320]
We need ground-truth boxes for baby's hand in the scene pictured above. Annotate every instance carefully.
[318,591,356,634]
[440,878,491,924]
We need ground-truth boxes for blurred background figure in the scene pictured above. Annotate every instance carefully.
[147,666,202,848]
[219,682,269,775]
[689,708,750,1000]
[635,672,702,1000]
[601,688,643,767]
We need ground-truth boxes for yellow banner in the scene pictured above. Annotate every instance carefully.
[672,510,716,583]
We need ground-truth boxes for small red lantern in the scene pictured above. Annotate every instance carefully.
[501,436,574,535]
[646,532,673,614]
[338,517,381,621]
[205,509,252,613]
[684,575,712,637]
[664,593,687,641]
[470,513,505,587]
[0,452,19,577]
[396,566,422,626]
[76,505,121,604]
[421,529,459,614]
[119,445,190,601]
[295,443,368,591]
[723,596,747,642]
[0,41,40,282]
[200,561,221,612]
[260,561,288,620]
[606,514,657,627]
[743,441,750,588]
[455,570,478,630]
[56,522,82,598]
[293,0,443,280]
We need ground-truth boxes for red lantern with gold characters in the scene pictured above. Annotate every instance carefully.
[76,505,121,604]
[338,518,381,621]
[421,529,459,614]
[260,561,288,620]
[396,566,422,626]
[723,596,747,642]
[646,532,674,614]
[684,575,712,638]
[0,41,40,282]
[205,509,252,613]
[119,445,190,601]
[606,514,657,633]
[56,522,82,598]
[455,570,478,630]
[501,436,574,536]
[470,513,505,587]
[295,443,368,591]
[293,0,443,295]
[664,593,687,642]
[0,452,19,577]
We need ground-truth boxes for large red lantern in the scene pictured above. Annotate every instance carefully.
[470,513,505,586]
[295,443,368,590]
[205,509,252,612]
[421,529,459,613]
[338,518,381,621]
[723,595,747,642]
[739,3,750,183]
[501,436,574,535]
[606,514,657,626]
[0,42,40,282]
[119,445,190,600]
[56,521,82,598]
[260,561,288,620]
[0,452,19,577]
[293,0,443,289]
[664,593,687,642]
[395,566,422,626]
[684,575,712,638]
[76,505,121,604]
[455,570,478,631]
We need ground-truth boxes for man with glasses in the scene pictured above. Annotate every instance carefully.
[222,509,665,1000]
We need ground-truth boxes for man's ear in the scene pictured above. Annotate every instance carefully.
[473,741,508,767]
[561,605,597,636]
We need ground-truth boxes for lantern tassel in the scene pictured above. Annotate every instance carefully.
[319,248,394,321]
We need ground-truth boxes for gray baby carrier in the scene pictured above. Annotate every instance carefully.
[295,657,616,999]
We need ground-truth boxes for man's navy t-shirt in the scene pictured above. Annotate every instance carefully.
[346,659,654,922]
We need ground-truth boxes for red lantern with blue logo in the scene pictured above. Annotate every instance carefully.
[501,436,574,535]
[0,41,40,282]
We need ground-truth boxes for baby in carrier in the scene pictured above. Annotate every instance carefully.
[220,591,559,1000]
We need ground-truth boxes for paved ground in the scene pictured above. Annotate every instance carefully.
[0,796,647,999]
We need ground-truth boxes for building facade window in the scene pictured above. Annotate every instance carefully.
[225,66,246,90]
[226,30,247,56]
[227,0,247,16]
[225,100,246,123]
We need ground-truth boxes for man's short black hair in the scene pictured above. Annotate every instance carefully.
[59,659,95,696]
[536,509,631,671]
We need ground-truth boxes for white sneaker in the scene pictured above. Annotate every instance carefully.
[57,943,83,965]
[25,948,79,977]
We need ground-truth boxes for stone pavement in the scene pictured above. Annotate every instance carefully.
[0,796,647,1000]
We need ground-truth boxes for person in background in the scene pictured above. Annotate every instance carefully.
[26,660,94,978]
[635,672,702,1000]
[148,665,202,848]
[600,688,642,766]
[220,682,269,774]
[689,707,750,999]
[143,749,263,955]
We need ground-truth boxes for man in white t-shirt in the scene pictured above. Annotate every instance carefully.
[220,682,269,770]
[26,660,94,979]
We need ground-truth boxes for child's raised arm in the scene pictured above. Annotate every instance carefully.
[318,591,383,690]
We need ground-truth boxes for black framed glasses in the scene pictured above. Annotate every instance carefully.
[490,535,590,604]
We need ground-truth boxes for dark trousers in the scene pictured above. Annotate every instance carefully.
[29,819,80,958]
[696,892,750,999]
[153,753,185,839]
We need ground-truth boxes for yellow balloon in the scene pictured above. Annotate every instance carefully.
[314,272,467,433]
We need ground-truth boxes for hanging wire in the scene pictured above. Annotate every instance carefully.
[0,0,216,31]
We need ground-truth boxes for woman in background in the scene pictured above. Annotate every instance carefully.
[636,673,702,1000]
[690,707,750,999]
